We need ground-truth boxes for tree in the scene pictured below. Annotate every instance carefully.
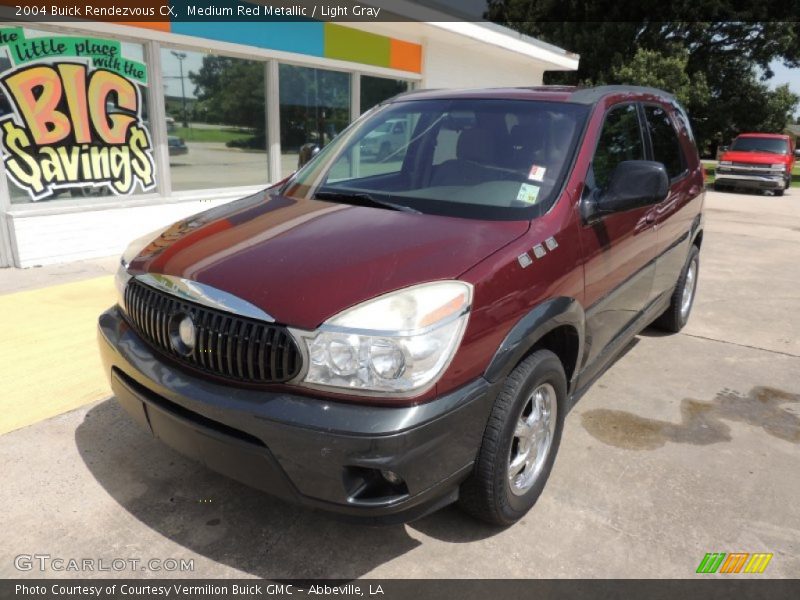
[188,55,265,132]
[486,0,800,154]
[611,48,710,108]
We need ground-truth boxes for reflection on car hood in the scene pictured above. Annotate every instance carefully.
[128,190,529,329]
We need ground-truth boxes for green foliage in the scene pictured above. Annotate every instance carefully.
[611,48,710,109]
[487,1,800,155]
[188,55,265,132]
[173,126,254,144]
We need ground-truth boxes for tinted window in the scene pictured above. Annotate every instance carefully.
[279,64,351,177]
[644,105,685,178]
[730,136,789,155]
[360,75,411,113]
[592,104,644,189]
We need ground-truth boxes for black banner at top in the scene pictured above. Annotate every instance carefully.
[1,0,800,23]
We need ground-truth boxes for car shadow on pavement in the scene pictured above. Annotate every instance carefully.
[74,399,500,578]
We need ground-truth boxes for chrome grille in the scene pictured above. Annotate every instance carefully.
[729,162,778,173]
[123,279,302,384]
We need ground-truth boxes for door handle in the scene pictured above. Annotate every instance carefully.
[645,212,657,224]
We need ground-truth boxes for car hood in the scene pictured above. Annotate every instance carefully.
[128,191,528,329]
[720,150,788,165]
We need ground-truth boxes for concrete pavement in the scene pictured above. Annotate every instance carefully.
[0,189,798,579]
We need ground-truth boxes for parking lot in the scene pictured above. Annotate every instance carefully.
[0,189,798,579]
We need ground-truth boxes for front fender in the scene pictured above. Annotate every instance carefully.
[483,297,585,395]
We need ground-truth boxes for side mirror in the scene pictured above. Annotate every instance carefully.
[584,161,669,223]
[298,142,321,168]
[794,148,800,158]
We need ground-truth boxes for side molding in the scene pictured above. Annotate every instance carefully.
[484,297,586,393]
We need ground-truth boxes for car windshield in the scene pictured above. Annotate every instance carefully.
[282,98,590,220]
[730,137,788,155]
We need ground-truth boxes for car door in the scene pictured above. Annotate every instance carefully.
[643,103,699,300]
[579,102,659,374]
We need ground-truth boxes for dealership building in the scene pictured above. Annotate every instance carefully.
[0,8,578,267]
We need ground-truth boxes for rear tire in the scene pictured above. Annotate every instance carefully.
[653,245,700,333]
[458,350,566,526]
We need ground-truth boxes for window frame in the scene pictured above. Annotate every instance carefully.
[640,101,689,183]
[588,101,647,193]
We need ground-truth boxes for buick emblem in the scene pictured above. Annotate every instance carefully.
[169,313,196,355]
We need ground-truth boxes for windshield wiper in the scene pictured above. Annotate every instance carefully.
[314,190,420,214]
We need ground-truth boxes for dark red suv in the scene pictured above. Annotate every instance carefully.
[98,85,705,525]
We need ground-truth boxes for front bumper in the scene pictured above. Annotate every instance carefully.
[715,171,785,190]
[97,306,495,523]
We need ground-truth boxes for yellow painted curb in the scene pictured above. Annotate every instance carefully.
[0,276,115,435]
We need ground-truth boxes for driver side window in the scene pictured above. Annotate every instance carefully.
[592,104,644,190]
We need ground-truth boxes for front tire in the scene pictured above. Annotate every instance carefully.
[458,350,566,526]
[653,245,700,333]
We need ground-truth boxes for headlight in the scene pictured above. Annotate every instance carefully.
[719,160,732,166]
[115,224,172,310]
[297,281,472,396]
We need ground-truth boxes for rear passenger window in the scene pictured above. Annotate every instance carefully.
[592,103,644,190]
[644,105,685,179]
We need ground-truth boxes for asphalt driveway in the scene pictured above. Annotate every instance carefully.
[1,189,798,579]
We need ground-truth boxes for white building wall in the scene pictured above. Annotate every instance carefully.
[422,37,546,88]
[8,194,251,268]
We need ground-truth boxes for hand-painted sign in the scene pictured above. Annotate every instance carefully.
[0,28,155,201]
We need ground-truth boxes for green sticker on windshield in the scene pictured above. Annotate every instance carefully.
[517,183,540,205]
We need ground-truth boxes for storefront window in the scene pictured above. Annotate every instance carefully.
[360,76,411,113]
[161,48,268,192]
[279,64,350,177]
[0,28,152,204]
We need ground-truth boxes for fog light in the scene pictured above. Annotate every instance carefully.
[169,312,196,356]
[381,470,403,485]
[178,316,196,348]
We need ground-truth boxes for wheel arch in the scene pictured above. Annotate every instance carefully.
[484,297,585,396]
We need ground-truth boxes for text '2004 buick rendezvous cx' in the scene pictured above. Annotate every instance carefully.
[98,85,705,526]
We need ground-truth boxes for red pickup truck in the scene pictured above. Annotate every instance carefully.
[715,133,795,196]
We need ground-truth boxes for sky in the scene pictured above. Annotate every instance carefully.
[767,60,800,118]
[162,50,205,99]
